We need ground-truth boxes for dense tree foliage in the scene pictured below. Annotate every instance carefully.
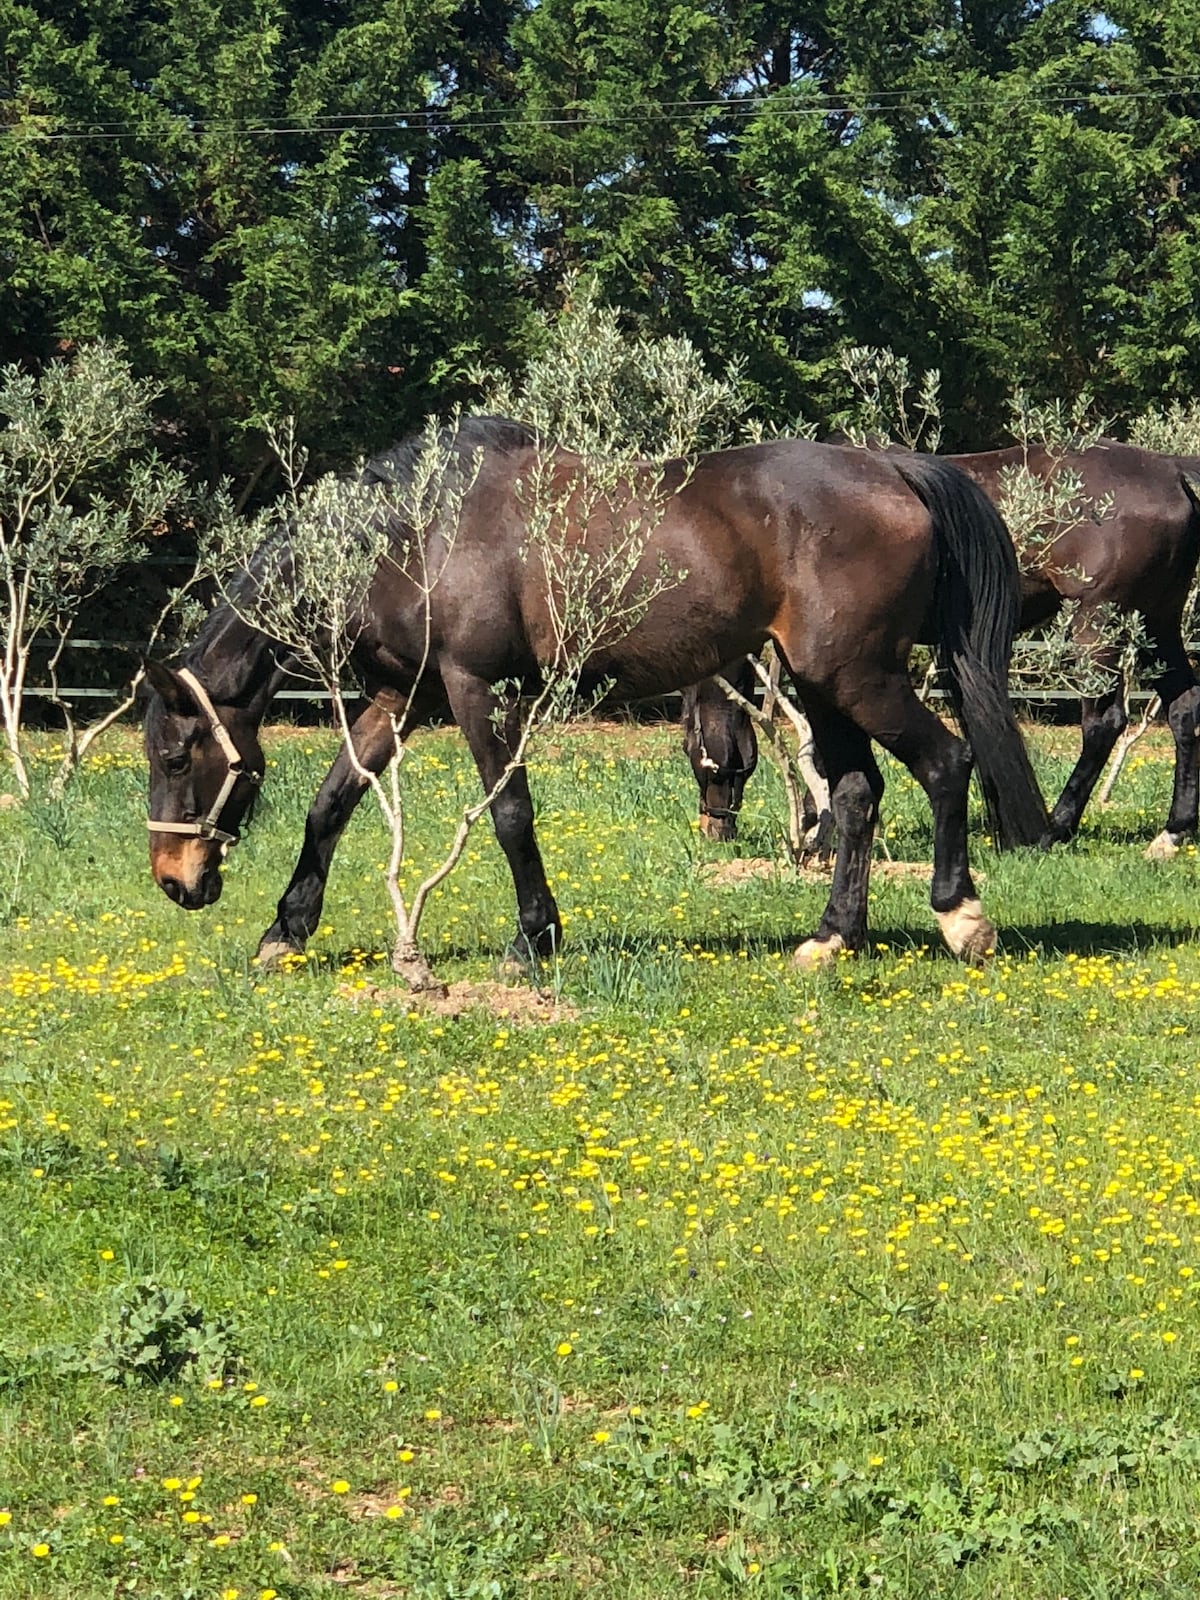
[4,0,1200,483]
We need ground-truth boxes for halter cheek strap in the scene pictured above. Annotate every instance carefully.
[146,668,262,854]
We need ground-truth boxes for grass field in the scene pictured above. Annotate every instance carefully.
[3,718,1200,1598]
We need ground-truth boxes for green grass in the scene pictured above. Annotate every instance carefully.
[2,719,1200,1597]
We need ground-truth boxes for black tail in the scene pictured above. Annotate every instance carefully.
[893,455,1048,850]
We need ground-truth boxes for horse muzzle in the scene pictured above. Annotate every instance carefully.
[699,784,741,841]
[149,835,225,909]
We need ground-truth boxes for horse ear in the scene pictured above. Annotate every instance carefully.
[143,659,200,716]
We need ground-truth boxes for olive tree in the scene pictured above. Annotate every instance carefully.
[0,344,187,797]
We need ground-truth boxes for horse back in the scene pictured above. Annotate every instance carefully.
[948,442,1200,620]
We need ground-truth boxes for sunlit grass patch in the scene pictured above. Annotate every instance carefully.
[2,722,1200,1596]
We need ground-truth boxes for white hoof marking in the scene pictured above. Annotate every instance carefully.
[792,933,846,970]
[255,939,304,968]
[1145,830,1182,860]
[936,899,996,963]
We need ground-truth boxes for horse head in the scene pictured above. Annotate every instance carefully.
[143,660,265,909]
[681,667,758,842]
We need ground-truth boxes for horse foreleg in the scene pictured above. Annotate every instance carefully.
[256,701,398,964]
[439,663,562,966]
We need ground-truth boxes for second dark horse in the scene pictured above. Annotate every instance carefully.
[688,441,1200,855]
[143,419,1047,968]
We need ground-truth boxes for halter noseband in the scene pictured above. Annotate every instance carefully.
[146,668,262,854]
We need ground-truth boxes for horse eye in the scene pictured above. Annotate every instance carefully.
[162,750,190,775]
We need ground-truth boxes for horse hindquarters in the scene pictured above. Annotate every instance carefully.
[777,455,1039,964]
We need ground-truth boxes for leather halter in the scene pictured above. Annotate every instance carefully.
[146,668,262,853]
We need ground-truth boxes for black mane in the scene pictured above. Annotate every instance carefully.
[360,414,538,490]
[177,415,537,704]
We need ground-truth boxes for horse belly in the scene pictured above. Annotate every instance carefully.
[578,610,769,703]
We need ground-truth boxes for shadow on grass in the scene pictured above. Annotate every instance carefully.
[1003,921,1200,957]
[246,917,1200,989]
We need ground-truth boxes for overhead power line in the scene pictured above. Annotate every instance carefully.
[2,78,1200,144]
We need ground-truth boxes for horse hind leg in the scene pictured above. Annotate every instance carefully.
[1044,619,1125,846]
[823,668,996,963]
[1045,685,1126,845]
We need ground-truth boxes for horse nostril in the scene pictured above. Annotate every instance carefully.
[160,875,185,905]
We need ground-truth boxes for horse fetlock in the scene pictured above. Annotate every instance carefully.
[936,898,996,962]
[792,933,847,970]
[1041,815,1076,849]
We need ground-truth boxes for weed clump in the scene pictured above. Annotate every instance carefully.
[72,1279,237,1388]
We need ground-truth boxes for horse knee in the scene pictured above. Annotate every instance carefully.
[491,786,533,844]
[1086,698,1126,745]
[831,769,880,832]
[1167,685,1200,742]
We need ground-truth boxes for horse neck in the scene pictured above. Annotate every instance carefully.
[183,605,291,723]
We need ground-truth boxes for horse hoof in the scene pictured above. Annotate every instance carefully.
[936,899,996,963]
[255,938,305,968]
[504,926,561,971]
[1145,830,1182,860]
[699,814,737,842]
[792,933,846,970]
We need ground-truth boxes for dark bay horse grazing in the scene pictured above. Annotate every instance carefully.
[143,417,1047,969]
[689,441,1200,854]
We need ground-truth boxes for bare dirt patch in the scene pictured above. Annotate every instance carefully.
[337,978,577,1024]
[697,856,952,889]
